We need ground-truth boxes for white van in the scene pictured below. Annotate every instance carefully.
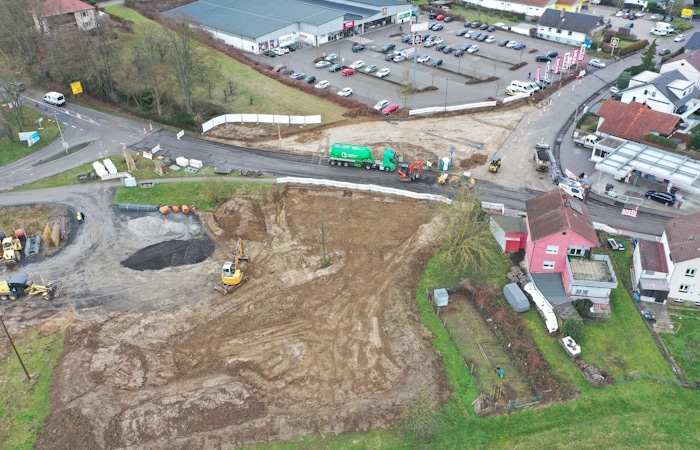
[510,80,539,93]
[43,91,66,106]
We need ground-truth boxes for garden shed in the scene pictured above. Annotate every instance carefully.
[503,283,530,312]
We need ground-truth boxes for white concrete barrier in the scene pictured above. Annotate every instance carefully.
[409,100,498,116]
[202,113,322,133]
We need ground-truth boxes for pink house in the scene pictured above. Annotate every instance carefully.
[525,190,618,309]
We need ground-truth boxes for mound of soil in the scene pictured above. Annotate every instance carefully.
[121,238,215,270]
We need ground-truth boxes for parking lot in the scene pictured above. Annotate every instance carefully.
[254,7,689,110]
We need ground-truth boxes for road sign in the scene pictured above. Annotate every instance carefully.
[414,34,422,45]
[610,37,620,48]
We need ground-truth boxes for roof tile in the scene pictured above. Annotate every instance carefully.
[597,101,680,145]
[665,212,700,263]
[526,190,598,246]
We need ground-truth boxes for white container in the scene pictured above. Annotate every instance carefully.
[176,156,189,167]
[440,157,450,171]
[189,159,203,169]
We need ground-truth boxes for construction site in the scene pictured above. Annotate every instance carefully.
[0,185,449,449]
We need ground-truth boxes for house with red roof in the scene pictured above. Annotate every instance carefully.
[525,190,618,310]
[37,0,97,33]
[596,101,680,149]
[660,212,700,305]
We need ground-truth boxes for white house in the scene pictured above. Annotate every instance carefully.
[536,8,602,47]
[661,212,700,305]
[619,69,700,115]
[469,0,555,18]
[633,239,669,303]
[661,52,700,89]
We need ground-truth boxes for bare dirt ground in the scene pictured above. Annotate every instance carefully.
[7,186,448,449]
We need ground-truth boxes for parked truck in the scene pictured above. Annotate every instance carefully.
[572,132,598,149]
[328,143,397,171]
[533,142,551,171]
[654,22,674,34]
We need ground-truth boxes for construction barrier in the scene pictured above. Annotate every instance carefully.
[202,113,322,134]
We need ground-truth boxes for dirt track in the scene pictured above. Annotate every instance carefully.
[0,185,448,449]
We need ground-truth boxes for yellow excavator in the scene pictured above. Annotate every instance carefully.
[438,171,475,188]
[213,238,249,294]
[0,274,62,301]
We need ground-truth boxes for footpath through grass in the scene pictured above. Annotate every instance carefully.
[0,330,64,450]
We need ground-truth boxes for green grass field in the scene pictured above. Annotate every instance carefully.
[663,308,700,383]
[0,108,62,166]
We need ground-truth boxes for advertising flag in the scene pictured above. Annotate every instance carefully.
[579,43,586,62]
[562,52,571,70]
[554,56,562,74]
[546,61,551,74]
[536,66,541,83]
[572,48,579,64]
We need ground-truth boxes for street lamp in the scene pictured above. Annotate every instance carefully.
[444,77,450,111]
[276,111,282,150]
[53,111,67,153]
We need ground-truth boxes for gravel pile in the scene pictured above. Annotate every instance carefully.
[121,238,215,270]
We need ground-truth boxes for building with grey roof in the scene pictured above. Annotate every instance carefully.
[163,0,412,54]
[536,9,602,47]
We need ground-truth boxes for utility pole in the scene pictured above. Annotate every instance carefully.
[1,316,30,380]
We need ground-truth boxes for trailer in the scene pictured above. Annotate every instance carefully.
[533,142,551,171]
[328,143,397,171]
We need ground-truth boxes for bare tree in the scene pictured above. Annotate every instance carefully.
[431,186,494,273]
[162,16,208,116]
[134,25,169,116]
[0,0,42,67]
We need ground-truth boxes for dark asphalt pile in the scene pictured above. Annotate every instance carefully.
[121,238,215,270]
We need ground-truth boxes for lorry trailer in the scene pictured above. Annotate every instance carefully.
[328,143,397,171]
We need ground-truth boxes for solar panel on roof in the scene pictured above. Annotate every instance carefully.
[569,200,583,215]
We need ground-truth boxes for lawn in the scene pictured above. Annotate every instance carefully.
[663,308,700,383]
[0,108,62,166]
[0,330,64,450]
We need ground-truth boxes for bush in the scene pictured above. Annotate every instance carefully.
[562,317,584,342]
[644,133,678,149]
[572,298,593,316]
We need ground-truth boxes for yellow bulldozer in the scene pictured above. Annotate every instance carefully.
[489,156,502,173]
[437,172,475,188]
[0,274,62,301]
[2,235,22,266]
[213,238,249,294]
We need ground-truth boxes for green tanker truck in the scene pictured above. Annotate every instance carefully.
[328,143,397,171]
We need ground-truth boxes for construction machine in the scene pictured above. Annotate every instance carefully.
[2,235,22,266]
[213,238,249,294]
[437,172,475,188]
[489,156,502,173]
[0,274,62,301]
[397,160,423,181]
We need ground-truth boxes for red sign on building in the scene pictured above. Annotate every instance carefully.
[344,21,355,30]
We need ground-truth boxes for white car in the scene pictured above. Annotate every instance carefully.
[615,10,625,17]
[417,54,431,63]
[337,87,353,97]
[652,29,667,36]
[272,48,286,56]
[506,40,517,48]
[325,53,339,62]
[433,37,444,44]
[315,80,330,89]
[649,13,660,20]
[349,60,365,69]
[635,12,645,18]
[315,60,331,68]
[674,34,686,42]
[423,40,435,47]
[364,64,378,73]
[376,68,391,77]
[589,59,606,68]
[373,100,390,111]
[485,36,496,43]
[610,86,620,94]
[467,45,479,54]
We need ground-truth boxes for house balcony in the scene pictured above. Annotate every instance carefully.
[566,253,618,304]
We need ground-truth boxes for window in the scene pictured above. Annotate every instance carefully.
[575,289,588,296]
[556,29,562,34]
[644,270,655,275]
[546,245,559,254]
[82,11,88,17]
[644,90,648,95]
[651,91,656,97]
[679,285,690,293]
[568,31,572,36]
[569,248,583,256]
[685,268,696,277]
[543,261,555,270]
[562,231,567,236]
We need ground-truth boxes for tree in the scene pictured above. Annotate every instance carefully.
[562,317,584,342]
[399,387,439,444]
[134,25,169,116]
[640,40,658,72]
[431,186,494,273]
[0,0,42,68]
[572,298,593,316]
[617,71,632,89]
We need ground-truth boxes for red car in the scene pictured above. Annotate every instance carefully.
[381,103,400,115]
[436,14,445,21]
[342,68,356,76]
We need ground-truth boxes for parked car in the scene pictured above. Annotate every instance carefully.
[435,44,447,52]
[281,68,295,76]
[485,36,496,43]
[432,58,443,67]
[506,40,518,48]
[431,23,444,31]
[487,25,496,32]
[376,68,391,77]
[304,75,316,84]
[289,72,306,80]
[536,55,551,62]
[454,50,464,57]
[645,190,676,205]
[315,60,331,68]
[380,43,396,52]
[658,48,671,56]
[464,30,475,39]
[423,40,435,47]
[467,45,479,54]
[364,64,378,73]
[393,55,406,63]
[641,309,656,321]
[382,103,400,115]
[341,68,356,76]
[546,51,559,58]
[463,21,472,27]
[352,44,365,52]
[10,81,25,91]
[456,29,469,37]
[314,80,330,89]
[649,13,660,20]
[470,21,481,28]
[499,39,510,47]
[651,29,667,36]
[479,23,489,30]
[444,16,454,23]
[674,34,686,42]
[505,86,527,96]
[513,43,526,50]
[373,99,390,111]
[610,86,620,94]
[349,60,365,69]
[589,59,606,68]
[385,53,397,61]
[337,87,353,97]
[401,34,413,43]
[433,36,444,44]
[325,53,339,62]
[328,63,343,72]
[476,34,488,42]
[417,54,431,63]
[664,15,674,22]
[429,12,438,19]
[273,64,287,72]
[443,46,454,54]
